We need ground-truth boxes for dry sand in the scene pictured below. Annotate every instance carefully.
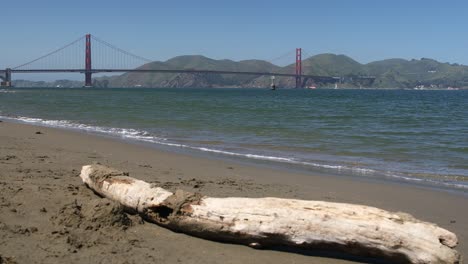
[0,120,466,263]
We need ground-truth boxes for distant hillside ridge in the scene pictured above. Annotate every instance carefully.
[13,54,468,88]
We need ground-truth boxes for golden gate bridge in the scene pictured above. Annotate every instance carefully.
[0,34,375,88]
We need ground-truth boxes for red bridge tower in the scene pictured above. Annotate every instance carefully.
[295,48,302,88]
[85,34,92,87]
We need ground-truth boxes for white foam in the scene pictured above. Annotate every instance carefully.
[0,89,16,94]
[196,147,294,162]
[10,116,167,143]
[2,114,468,191]
[379,171,468,190]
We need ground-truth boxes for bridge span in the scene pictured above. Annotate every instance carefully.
[1,34,375,88]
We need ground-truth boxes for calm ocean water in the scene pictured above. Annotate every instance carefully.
[1,88,467,191]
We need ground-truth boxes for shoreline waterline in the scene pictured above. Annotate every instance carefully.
[1,88,467,193]
[2,115,467,196]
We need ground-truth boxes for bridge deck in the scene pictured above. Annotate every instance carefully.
[1,68,374,82]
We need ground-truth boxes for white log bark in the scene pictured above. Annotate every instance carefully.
[80,164,461,264]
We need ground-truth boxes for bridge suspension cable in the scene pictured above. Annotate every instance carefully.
[91,35,152,62]
[13,36,86,70]
[266,49,297,66]
[301,49,314,60]
[90,35,153,69]
[12,34,155,71]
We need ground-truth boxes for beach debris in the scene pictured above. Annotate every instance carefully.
[0,155,17,161]
[0,255,17,264]
[79,164,461,264]
[35,131,43,135]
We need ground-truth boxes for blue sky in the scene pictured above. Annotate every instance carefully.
[3,0,468,80]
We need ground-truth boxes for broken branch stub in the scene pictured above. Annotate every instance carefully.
[80,164,461,264]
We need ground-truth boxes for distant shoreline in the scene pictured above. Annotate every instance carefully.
[5,85,468,91]
[7,54,468,89]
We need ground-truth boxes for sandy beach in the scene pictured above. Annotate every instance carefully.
[0,120,466,263]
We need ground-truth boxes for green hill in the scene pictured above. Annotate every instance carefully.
[102,55,282,88]
[300,54,363,76]
[366,58,468,88]
[25,53,468,89]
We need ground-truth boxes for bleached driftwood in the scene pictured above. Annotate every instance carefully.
[80,164,461,263]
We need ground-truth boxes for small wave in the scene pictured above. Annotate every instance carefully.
[7,115,300,165]
[3,114,468,191]
[187,147,381,177]
[371,170,468,190]
[6,116,167,143]
[0,89,16,94]
[177,147,468,190]
[2,114,378,175]
[196,147,294,162]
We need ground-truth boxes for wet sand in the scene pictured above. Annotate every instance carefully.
[0,120,466,263]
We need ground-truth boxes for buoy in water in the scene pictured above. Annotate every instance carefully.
[270,76,276,90]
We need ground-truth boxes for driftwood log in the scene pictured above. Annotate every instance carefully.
[80,164,461,263]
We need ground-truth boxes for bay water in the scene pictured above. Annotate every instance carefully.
[1,88,467,191]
